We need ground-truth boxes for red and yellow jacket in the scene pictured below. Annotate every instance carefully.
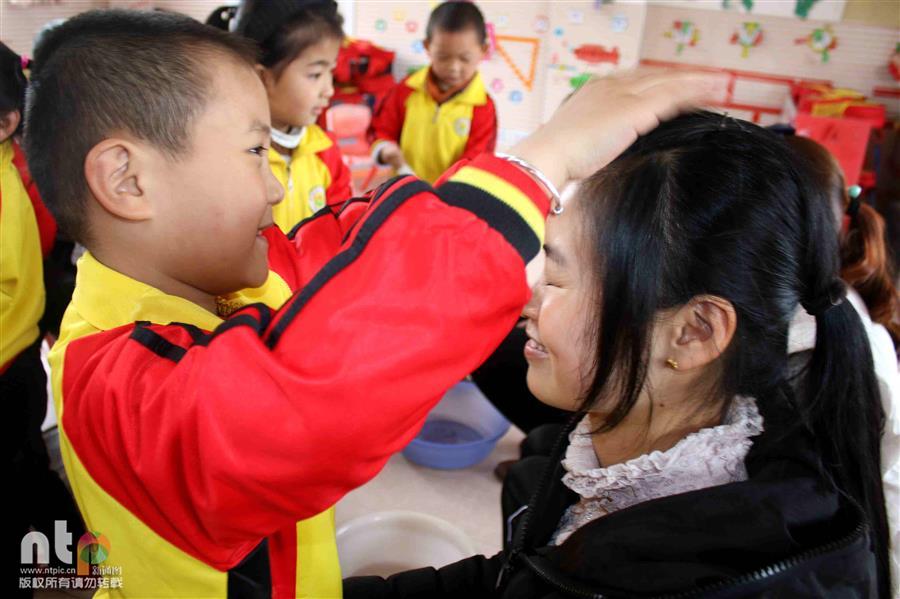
[49,153,548,598]
[371,67,497,184]
[0,138,55,372]
[268,124,352,233]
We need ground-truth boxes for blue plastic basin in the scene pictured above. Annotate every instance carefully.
[402,381,511,469]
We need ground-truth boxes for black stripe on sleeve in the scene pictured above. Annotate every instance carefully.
[436,181,540,263]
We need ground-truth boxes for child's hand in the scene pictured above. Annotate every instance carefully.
[511,70,728,192]
[378,142,407,171]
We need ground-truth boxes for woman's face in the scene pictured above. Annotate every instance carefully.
[521,199,597,411]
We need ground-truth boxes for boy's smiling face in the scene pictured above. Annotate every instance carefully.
[142,56,284,301]
[425,28,487,90]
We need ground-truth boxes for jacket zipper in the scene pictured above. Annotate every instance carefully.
[656,518,867,599]
[496,418,579,591]
[516,518,867,599]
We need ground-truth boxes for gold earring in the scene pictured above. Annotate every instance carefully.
[666,358,679,370]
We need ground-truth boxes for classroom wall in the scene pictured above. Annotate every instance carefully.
[640,3,900,124]
[2,0,897,134]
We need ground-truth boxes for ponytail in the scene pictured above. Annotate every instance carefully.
[797,159,892,597]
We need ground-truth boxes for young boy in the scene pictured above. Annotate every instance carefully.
[371,1,495,184]
[25,8,720,598]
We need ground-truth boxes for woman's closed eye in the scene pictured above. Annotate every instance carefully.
[249,145,269,157]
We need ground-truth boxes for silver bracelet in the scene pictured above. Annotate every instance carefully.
[495,152,564,214]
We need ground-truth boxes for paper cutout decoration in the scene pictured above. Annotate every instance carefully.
[664,21,700,55]
[794,0,819,19]
[611,14,629,33]
[570,73,591,90]
[495,35,540,91]
[795,25,837,63]
[411,40,424,54]
[509,90,524,104]
[491,78,504,93]
[374,18,387,32]
[533,15,550,34]
[485,22,497,59]
[573,44,620,66]
[392,9,406,22]
[731,22,763,58]
[568,10,584,24]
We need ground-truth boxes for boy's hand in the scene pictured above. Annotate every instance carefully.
[378,142,407,171]
[510,70,728,193]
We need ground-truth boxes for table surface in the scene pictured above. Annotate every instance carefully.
[335,425,526,559]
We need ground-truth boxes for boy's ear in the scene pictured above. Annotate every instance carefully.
[84,138,152,221]
[0,110,21,143]
[669,295,737,371]
[423,38,431,54]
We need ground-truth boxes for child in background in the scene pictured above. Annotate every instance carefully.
[225,0,353,233]
[1,42,84,596]
[26,9,720,597]
[371,1,496,184]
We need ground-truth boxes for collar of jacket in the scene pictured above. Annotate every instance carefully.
[500,389,874,598]
[405,66,487,107]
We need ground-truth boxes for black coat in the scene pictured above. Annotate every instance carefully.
[344,397,880,598]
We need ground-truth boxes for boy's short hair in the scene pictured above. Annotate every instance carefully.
[426,1,487,45]
[24,9,257,245]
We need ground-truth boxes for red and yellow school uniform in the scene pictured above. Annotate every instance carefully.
[49,153,548,598]
[0,138,52,372]
[268,124,352,233]
[371,67,497,184]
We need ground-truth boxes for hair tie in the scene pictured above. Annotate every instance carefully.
[845,184,862,220]
[801,279,846,317]
[20,55,31,70]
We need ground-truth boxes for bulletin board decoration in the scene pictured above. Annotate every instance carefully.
[794,25,838,64]
[664,21,700,56]
[573,44,620,66]
[731,22,763,59]
[494,35,541,91]
[722,0,754,11]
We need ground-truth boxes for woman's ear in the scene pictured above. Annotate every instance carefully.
[0,109,21,143]
[669,295,737,371]
[84,138,151,221]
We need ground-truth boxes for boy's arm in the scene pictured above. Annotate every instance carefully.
[460,97,498,161]
[370,83,411,162]
[59,154,549,571]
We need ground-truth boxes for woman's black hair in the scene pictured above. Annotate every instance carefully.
[576,111,890,596]
[225,0,343,73]
[0,42,28,136]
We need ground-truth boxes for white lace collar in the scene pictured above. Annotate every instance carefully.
[552,396,764,545]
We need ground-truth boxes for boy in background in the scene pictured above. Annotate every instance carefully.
[371,1,496,183]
